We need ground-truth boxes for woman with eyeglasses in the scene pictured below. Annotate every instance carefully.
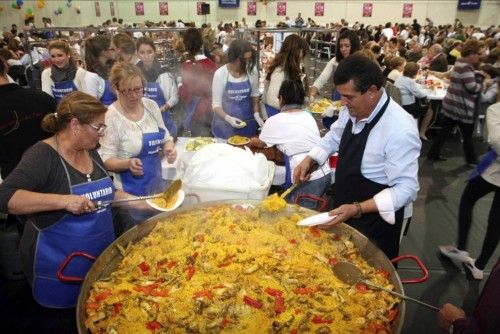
[41,39,88,103]
[0,91,132,308]
[83,35,117,106]
[136,37,178,136]
[211,39,264,139]
[98,62,176,230]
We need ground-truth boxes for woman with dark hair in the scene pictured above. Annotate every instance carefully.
[179,27,217,136]
[136,37,178,136]
[112,33,139,64]
[263,34,308,117]
[394,62,428,118]
[84,35,117,106]
[0,91,131,308]
[309,29,361,101]
[211,39,264,139]
[42,39,88,103]
[251,79,331,208]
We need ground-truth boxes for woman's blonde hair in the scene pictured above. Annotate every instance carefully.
[109,61,145,92]
[41,91,107,133]
[48,39,72,55]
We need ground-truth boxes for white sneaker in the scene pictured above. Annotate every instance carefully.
[439,245,470,263]
[464,259,484,280]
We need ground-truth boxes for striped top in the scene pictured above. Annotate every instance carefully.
[442,58,484,124]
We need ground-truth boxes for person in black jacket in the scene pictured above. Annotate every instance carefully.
[0,56,56,179]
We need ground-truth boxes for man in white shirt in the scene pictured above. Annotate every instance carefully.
[294,55,421,258]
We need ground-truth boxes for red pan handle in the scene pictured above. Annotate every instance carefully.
[391,254,429,284]
[57,252,96,282]
[295,194,328,212]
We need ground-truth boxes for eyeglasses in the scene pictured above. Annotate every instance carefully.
[119,86,144,96]
[87,123,107,134]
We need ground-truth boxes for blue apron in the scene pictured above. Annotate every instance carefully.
[144,82,177,137]
[100,79,117,106]
[212,78,257,139]
[52,80,78,103]
[322,90,341,129]
[265,104,280,118]
[32,158,115,308]
[183,95,202,130]
[469,148,497,180]
[120,127,166,196]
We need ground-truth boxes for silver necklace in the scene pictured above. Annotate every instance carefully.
[54,135,92,182]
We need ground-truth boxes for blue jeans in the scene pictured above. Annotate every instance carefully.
[286,173,331,210]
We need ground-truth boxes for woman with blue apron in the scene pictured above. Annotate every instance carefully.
[99,62,177,231]
[41,40,87,103]
[0,91,121,308]
[136,37,178,136]
[83,35,117,106]
[31,153,115,308]
[211,40,264,139]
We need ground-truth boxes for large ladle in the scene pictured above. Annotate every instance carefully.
[96,179,182,208]
[332,262,440,311]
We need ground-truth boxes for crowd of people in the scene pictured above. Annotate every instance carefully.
[0,14,499,332]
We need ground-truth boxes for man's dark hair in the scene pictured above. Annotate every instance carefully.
[333,54,384,92]
[278,79,305,106]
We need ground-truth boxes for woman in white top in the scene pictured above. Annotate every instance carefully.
[136,37,179,136]
[309,29,361,101]
[84,35,117,106]
[41,40,87,103]
[394,62,428,119]
[251,79,331,209]
[263,34,308,117]
[387,56,406,83]
[211,40,264,139]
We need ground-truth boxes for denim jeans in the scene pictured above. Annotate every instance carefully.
[286,173,331,210]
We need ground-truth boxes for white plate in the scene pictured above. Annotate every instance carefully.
[297,212,337,226]
[146,190,185,212]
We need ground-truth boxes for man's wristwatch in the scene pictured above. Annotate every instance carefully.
[353,202,363,218]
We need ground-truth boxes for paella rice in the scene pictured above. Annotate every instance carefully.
[85,204,400,334]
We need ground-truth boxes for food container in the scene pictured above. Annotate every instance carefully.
[76,200,429,333]
[183,162,275,203]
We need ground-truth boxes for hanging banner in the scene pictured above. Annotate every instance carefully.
[219,0,239,8]
[94,1,101,17]
[159,1,168,15]
[110,2,115,16]
[402,3,413,18]
[314,2,324,16]
[362,3,373,17]
[277,1,286,16]
[247,1,256,16]
[197,2,203,15]
[458,0,481,10]
[135,2,144,16]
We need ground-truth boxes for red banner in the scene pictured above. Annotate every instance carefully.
[362,3,373,17]
[247,1,257,16]
[94,1,101,17]
[403,3,413,18]
[159,1,168,15]
[277,1,286,16]
[135,2,144,16]
[197,2,203,15]
[315,2,324,16]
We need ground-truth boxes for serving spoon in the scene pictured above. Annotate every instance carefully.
[332,262,440,311]
[96,179,183,208]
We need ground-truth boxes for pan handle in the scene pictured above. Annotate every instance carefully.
[295,194,328,212]
[57,251,96,283]
[391,254,429,284]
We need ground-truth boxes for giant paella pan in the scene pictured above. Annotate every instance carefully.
[75,200,427,334]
